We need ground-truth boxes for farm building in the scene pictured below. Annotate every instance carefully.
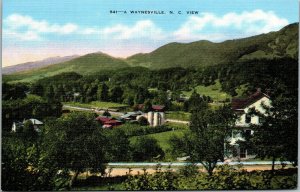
[143,112,165,127]
[95,116,123,128]
[135,104,166,112]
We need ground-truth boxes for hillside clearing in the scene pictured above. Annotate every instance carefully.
[182,80,231,102]
[64,101,128,109]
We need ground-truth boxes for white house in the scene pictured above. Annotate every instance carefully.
[226,89,271,159]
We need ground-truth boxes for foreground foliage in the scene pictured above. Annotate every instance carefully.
[123,164,297,190]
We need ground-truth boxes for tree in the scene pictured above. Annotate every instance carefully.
[23,120,38,141]
[143,99,152,112]
[2,130,70,191]
[138,116,149,126]
[42,112,108,187]
[97,83,109,101]
[102,110,111,117]
[250,89,297,171]
[103,128,131,161]
[185,91,208,112]
[179,105,234,175]
[86,84,98,102]
[153,91,168,106]
[110,86,124,102]
[30,83,44,97]
[44,85,55,101]
[2,82,28,100]
[130,136,164,161]
[134,87,149,104]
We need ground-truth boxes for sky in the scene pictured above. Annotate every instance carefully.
[2,0,299,67]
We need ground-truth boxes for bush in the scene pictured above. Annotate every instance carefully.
[124,167,176,190]
[102,110,111,117]
[118,124,172,137]
[177,163,199,177]
[130,136,165,161]
[137,116,149,126]
[122,164,298,190]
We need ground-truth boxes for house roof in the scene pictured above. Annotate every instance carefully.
[232,90,270,110]
[120,111,143,119]
[95,116,112,123]
[136,104,165,111]
[104,120,122,124]
[29,119,43,125]
[152,105,165,111]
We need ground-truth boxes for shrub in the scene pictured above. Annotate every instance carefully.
[137,116,149,126]
[122,164,297,190]
[118,124,172,137]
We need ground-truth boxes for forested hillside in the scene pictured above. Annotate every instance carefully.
[3,23,298,83]
[127,23,298,68]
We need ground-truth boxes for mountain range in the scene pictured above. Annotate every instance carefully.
[3,23,298,82]
[3,55,80,74]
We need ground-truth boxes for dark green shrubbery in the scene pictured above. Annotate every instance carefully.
[123,164,297,190]
[118,124,173,137]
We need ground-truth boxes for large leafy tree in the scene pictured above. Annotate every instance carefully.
[2,95,62,131]
[42,112,108,186]
[103,128,131,162]
[97,82,109,101]
[173,105,235,175]
[110,86,124,102]
[184,91,208,112]
[130,136,164,161]
[2,129,69,190]
[2,82,28,100]
[250,88,297,171]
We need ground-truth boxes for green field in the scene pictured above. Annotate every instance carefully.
[182,80,231,102]
[130,129,187,152]
[164,122,189,129]
[64,101,128,109]
[165,111,191,121]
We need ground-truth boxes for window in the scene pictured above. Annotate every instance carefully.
[245,114,251,123]
[244,129,251,137]
[240,148,247,158]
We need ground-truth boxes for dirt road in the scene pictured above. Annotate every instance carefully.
[77,164,294,178]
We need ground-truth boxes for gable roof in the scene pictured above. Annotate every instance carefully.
[232,90,270,110]
[152,105,165,111]
[29,118,43,125]
[95,116,112,123]
[104,119,122,124]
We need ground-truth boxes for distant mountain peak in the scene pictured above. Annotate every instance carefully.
[2,55,80,74]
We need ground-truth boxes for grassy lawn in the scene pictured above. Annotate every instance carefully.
[182,80,231,102]
[130,129,187,152]
[166,111,191,121]
[64,101,128,109]
[165,122,189,129]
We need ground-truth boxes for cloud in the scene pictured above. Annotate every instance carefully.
[3,10,289,43]
[100,20,165,40]
[173,9,289,41]
[3,29,43,41]
[3,14,165,41]
[4,14,79,41]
